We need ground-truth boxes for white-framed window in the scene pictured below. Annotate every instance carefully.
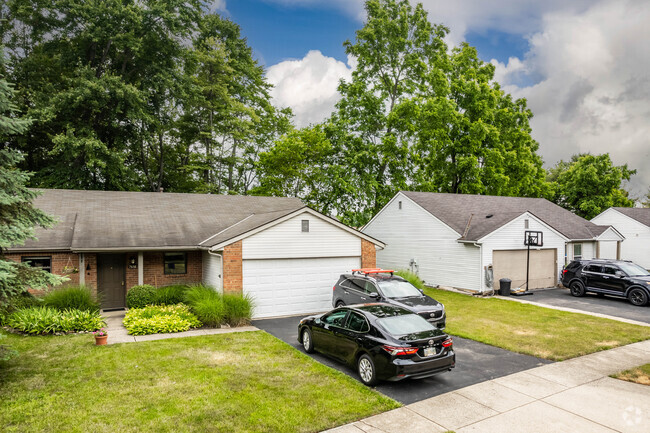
[301,219,309,232]
[573,243,582,260]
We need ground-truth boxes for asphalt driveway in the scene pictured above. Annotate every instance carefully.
[253,315,550,405]
[522,287,650,324]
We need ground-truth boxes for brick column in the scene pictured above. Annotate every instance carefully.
[361,239,376,269]
[222,241,243,295]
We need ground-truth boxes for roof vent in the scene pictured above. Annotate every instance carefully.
[486,214,493,218]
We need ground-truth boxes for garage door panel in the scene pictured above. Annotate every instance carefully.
[493,249,556,290]
[243,257,360,318]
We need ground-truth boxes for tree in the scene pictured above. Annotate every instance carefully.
[258,0,550,225]
[0,48,64,304]
[641,187,650,208]
[549,153,635,219]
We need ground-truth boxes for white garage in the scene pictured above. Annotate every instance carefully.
[243,257,360,318]
[204,207,384,319]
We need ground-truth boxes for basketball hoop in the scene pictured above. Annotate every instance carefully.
[524,230,543,247]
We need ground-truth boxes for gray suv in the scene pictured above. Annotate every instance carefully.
[332,269,446,329]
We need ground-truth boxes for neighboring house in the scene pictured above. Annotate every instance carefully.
[592,207,650,269]
[7,189,383,318]
[362,191,623,293]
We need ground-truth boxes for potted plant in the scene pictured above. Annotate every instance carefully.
[93,328,108,345]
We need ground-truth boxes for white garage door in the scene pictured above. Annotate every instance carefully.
[243,257,361,318]
[493,249,557,290]
[599,241,618,259]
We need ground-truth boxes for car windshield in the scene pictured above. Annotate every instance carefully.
[377,314,435,335]
[378,280,421,298]
[617,262,650,276]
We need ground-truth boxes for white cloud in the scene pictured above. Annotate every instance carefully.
[209,0,227,13]
[266,50,353,127]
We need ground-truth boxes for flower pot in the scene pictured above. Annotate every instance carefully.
[95,335,108,346]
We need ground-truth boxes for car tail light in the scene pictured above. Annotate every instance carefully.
[562,269,568,275]
[381,345,419,356]
[333,285,336,291]
[441,338,453,348]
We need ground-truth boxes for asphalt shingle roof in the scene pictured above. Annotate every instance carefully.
[401,191,611,241]
[611,207,650,227]
[13,189,304,251]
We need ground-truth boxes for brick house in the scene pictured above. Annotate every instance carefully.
[8,189,383,318]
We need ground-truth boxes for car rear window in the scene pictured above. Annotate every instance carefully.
[377,314,435,335]
[585,265,602,273]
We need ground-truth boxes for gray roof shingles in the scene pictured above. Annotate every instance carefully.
[12,189,304,251]
[401,191,612,241]
[612,207,650,227]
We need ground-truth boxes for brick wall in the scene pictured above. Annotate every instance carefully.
[361,239,377,269]
[4,251,88,293]
[140,251,202,289]
[222,241,242,294]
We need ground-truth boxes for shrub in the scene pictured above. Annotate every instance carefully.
[183,284,220,305]
[191,297,224,327]
[43,285,99,312]
[154,285,188,305]
[395,269,425,290]
[6,307,105,334]
[126,285,157,309]
[223,293,253,327]
[123,304,201,335]
[0,294,42,326]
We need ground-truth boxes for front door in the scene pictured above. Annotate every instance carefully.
[98,254,126,310]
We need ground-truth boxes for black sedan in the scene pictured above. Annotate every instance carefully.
[298,303,455,386]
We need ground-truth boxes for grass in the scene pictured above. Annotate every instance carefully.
[424,287,650,361]
[611,363,650,386]
[0,331,399,432]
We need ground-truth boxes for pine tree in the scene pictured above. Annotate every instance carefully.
[1,49,64,303]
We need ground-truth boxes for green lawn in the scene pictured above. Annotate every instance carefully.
[611,363,650,386]
[0,331,399,433]
[425,288,650,361]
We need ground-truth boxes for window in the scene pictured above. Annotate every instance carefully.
[164,252,187,275]
[346,312,370,333]
[573,243,582,260]
[301,219,309,232]
[349,278,367,292]
[602,266,618,276]
[364,281,378,295]
[21,256,52,273]
[525,219,529,229]
[322,310,348,327]
[398,201,402,210]
[585,264,602,273]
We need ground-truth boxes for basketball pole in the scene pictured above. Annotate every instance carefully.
[526,234,530,293]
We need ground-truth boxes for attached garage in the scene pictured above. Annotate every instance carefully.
[493,249,556,290]
[243,257,360,318]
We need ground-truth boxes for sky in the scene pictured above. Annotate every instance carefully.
[217,0,650,198]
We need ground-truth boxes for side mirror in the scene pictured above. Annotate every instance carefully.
[369,292,380,300]
[315,318,321,324]
[615,271,625,278]
[419,289,424,295]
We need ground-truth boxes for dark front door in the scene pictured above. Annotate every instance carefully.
[98,254,126,310]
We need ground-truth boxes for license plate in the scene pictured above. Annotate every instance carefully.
[423,347,436,357]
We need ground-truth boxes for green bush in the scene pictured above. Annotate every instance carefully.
[223,293,253,327]
[0,294,42,326]
[43,285,99,312]
[123,304,201,335]
[183,284,220,305]
[126,285,156,309]
[191,296,224,327]
[6,307,105,334]
[154,285,188,305]
[395,269,425,290]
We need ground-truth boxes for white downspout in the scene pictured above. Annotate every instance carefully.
[137,252,144,286]
[474,243,484,294]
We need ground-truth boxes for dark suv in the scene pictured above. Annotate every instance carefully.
[332,269,446,328]
[561,259,650,306]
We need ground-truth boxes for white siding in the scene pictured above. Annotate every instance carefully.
[597,227,623,241]
[202,251,222,292]
[481,213,567,290]
[363,193,481,291]
[598,241,618,259]
[592,209,650,269]
[242,213,361,260]
[566,241,596,262]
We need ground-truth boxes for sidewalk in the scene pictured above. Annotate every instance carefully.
[101,310,258,344]
[326,340,650,433]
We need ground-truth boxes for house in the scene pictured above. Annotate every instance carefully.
[7,189,383,318]
[592,207,650,269]
[362,191,624,293]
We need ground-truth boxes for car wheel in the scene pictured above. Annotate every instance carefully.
[570,281,585,297]
[335,300,345,308]
[357,354,378,386]
[301,328,315,353]
[628,288,648,307]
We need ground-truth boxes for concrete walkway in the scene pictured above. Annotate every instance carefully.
[101,311,258,344]
[326,340,650,433]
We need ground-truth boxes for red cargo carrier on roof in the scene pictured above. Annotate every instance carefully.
[352,268,394,275]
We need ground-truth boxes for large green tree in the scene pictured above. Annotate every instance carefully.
[548,153,635,219]
[0,49,64,304]
[258,0,550,225]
